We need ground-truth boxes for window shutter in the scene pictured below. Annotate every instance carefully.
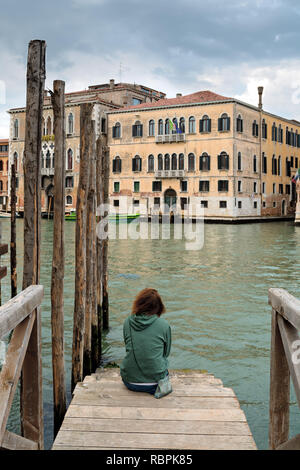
[199,156,203,171]
[227,117,230,131]
[218,154,221,169]
[132,125,136,137]
[140,124,143,137]
[200,120,203,132]
[218,118,222,131]
[208,119,211,132]
[112,127,116,138]
[207,155,210,171]
[132,158,135,171]
[119,159,122,173]
[226,154,229,170]
[112,159,116,172]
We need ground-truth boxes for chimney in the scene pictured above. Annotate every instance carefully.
[176,93,182,98]
[110,79,115,90]
[258,86,263,110]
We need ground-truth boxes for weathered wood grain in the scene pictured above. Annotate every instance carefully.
[51,80,66,437]
[1,430,38,450]
[269,288,300,331]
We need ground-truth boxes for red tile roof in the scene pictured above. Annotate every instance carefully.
[121,90,232,111]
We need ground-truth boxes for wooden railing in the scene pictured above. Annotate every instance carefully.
[269,288,300,450]
[0,285,44,450]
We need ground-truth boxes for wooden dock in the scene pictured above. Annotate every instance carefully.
[52,369,257,450]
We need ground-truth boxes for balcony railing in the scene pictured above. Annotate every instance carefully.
[155,170,185,178]
[155,134,186,143]
[41,168,54,176]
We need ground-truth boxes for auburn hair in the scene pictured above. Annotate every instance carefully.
[132,288,166,317]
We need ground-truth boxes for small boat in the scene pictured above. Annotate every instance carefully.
[108,213,140,222]
[0,212,11,218]
[65,210,76,220]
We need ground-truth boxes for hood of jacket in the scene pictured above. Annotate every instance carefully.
[129,314,158,331]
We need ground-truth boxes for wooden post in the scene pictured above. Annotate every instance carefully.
[21,39,45,449]
[72,103,93,391]
[83,120,96,377]
[10,155,17,298]
[269,308,290,449]
[50,80,66,437]
[94,136,103,368]
[102,136,109,330]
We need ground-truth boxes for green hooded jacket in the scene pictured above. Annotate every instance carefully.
[120,314,171,384]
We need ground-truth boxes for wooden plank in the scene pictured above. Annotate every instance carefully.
[1,430,38,450]
[277,315,300,406]
[0,266,7,281]
[72,103,93,391]
[51,79,66,438]
[0,312,35,444]
[269,288,300,331]
[0,285,44,340]
[60,417,253,436]
[74,382,235,397]
[0,244,8,256]
[52,430,256,450]
[269,309,290,450]
[71,392,240,409]
[65,405,247,422]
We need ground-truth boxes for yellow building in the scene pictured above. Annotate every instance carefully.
[107,88,299,220]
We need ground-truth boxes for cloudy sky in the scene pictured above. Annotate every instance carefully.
[1,0,300,137]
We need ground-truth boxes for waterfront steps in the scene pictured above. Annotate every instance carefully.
[52,369,257,450]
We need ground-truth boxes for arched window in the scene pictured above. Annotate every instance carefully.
[112,122,121,138]
[253,155,257,173]
[262,119,267,139]
[286,157,291,177]
[188,153,195,171]
[46,150,51,169]
[112,156,122,173]
[278,156,281,176]
[164,154,170,170]
[172,118,178,134]
[218,151,229,170]
[199,153,210,171]
[148,154,154,172]
[236,114,243,133]
[179,117,185,133]
[13,152,18,171]
[67,149,73,170]
[149,120,155,136]
[189,116,196,133]
[238,152,242,171]
[218,113,230,132]
[200,115,211,133]
[158,119,163,135]
[66,195,73,205]
[272,122,277,142]
[132,155,142,172]
[0,160,3,171]
[46,116,52,135]
[252,120,259,137]
[68,114,74,134]
[158,154,163,170]
[132,121,143,137]
[171,153,177,170]
[165,119,170,135]
[13,119,19,139]
[66,176,74,188]
[272,155,277,175]
[179,153,184,170]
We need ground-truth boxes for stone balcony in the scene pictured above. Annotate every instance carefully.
[155,169,185,178]
[155,134,186,143]
[41,168,54,176]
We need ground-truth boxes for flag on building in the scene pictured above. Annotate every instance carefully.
[292,169,300,183]
[168,119,174,131]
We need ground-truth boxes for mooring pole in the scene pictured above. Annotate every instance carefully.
[21,39,45,449]
[83,120,96,377]
[102,136,109,330]
[72,103,93,391]
[95,136,103,367]
[50,80,66,437]
[10,155,17,298]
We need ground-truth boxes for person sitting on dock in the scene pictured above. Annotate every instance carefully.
[120,288,171,396]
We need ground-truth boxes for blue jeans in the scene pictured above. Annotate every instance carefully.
[122,371,169,395]
[122,379,157,395]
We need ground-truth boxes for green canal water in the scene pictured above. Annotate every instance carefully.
[0,218,299,450]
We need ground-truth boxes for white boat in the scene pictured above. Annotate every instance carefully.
[0,212,11,218]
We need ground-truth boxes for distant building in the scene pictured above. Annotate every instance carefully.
[8,80,165,216]
[0,139,9,212]
[107,87,299,220]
